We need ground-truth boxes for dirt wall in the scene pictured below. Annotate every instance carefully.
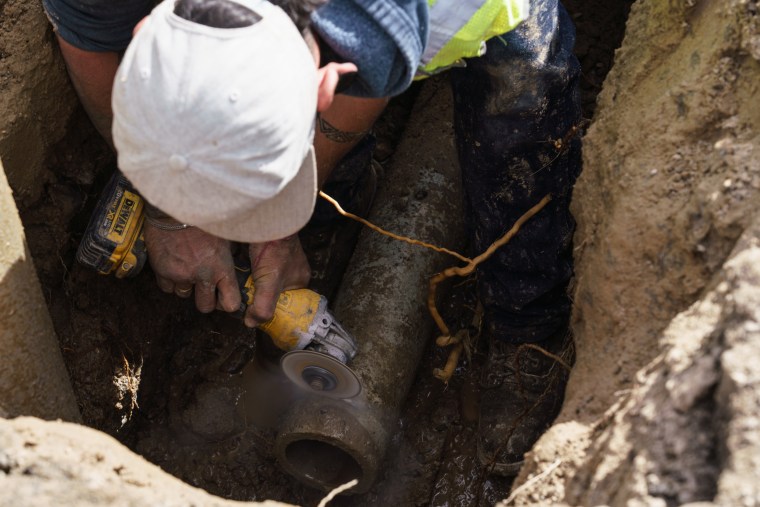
[0,158,80,422]
[0,0,83,425]
[0,416,293,507]
[513,0,760,504]
[0,0,77,205]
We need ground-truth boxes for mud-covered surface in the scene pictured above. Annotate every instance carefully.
[10,1,632,505]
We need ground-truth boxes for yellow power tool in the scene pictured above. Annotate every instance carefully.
[76,172,361,399]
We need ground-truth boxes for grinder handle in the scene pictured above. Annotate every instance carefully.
[235,264,323,352]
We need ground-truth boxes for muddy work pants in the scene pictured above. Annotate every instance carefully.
[449,0,583,344]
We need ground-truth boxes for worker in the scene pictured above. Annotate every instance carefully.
[42,0,581,477]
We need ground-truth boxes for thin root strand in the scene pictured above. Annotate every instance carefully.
[429,195,552,381]
[319,191,471,264]
[433,342,464,383]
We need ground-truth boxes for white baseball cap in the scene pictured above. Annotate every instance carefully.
[112,0,319,243]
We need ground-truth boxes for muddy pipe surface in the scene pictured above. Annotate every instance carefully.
[0,159,81,422]
[274,78,464,493]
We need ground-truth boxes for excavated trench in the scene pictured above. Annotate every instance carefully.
[2,0,630,502]
[3,0,760,506]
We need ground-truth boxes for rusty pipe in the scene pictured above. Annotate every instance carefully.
[274,78,464,493]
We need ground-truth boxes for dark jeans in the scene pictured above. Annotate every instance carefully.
[42,0,154,52]
[449,0,582,344]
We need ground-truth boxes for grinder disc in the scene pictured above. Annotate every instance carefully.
[280,350,362,399]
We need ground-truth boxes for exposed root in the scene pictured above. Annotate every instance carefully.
[532,119,590,177]
[433,305,482,382]
[318,479,359,507]
[114,353,142,427]
[436,328,467,347]
[429,195,552,382]
[320,189,553,384]
[433,342,464,382]
[319,191,471,263]
[499,459,562,506]
[520,343,572,372]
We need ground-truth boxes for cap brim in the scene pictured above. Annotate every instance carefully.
[196,146,317,243]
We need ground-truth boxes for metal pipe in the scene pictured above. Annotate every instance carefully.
[274,78,464,493]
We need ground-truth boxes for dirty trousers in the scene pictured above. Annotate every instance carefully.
[449,0,583,344]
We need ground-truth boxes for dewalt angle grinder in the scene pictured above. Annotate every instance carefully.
[76,171,361,399]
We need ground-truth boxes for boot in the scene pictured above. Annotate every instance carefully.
[477,329,574,476]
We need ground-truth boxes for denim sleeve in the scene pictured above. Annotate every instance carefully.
[42,0,154,52]
[311,0,428,98]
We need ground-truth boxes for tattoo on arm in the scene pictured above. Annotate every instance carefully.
[316,113,369,143]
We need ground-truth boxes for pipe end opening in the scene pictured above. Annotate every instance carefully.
[284,439,363,490]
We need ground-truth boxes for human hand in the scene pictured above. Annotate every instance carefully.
[316,61,358,111]
[144,222,240,314]
[243,235,311,328]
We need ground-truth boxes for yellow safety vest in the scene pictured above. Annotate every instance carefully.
[416,0,529,78]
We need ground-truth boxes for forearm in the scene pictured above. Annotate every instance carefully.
[314,94,389,187]
[56,35,120,148]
